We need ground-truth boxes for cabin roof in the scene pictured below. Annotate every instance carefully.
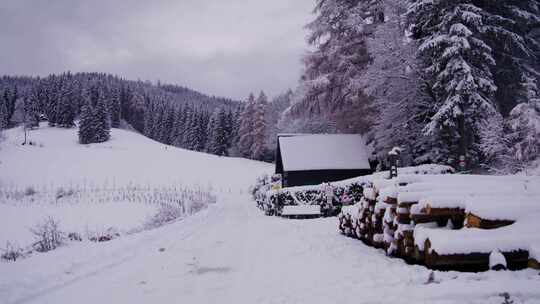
[278,134,370,171]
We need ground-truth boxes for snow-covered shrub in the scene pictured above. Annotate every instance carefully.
[24,186,37,196]
[30,217,65,252]
[87,227,120,242]
[55,187,75,200]
[68,232,83,242]
[1,241,25,262]
[146,204,184,229]
[259,181,365,217]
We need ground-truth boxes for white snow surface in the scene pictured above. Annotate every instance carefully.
[0,125,267,190]
[0,202,157,246]
[1,127,540,304]
[278,134,370,171]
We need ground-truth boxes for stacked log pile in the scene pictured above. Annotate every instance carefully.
[338,173,540,271]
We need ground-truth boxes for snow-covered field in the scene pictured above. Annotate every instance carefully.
[1,125,539,304]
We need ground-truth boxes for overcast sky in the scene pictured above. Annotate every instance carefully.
[0,0,314,100]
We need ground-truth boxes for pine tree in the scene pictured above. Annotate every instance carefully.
[237,93,256,158]
[205,110,219,153]
[197,111,209,151]
[93,87,111,143]
[294,0,376,132]
[251,91,267,160]
[24,95,40,129]
[171,106,184,147]
[0,96,10,130]
[56,79,76,128]
[409,1,498,167]
[110,87,122,128]
[215,109,230,156]
[78,93,94,144]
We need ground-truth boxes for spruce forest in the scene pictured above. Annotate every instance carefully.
[1,0,539,172]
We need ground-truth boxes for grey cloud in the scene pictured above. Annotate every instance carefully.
[0,0,314,99]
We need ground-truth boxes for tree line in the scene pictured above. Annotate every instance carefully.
[0,73,243,156]
[282,0,540,173]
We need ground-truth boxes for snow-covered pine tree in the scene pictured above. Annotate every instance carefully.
[24,95,40,129]
[251,91,268,160]
[409,0,498,167]
[45,76,59,126]
[2,86,18,127]
[506,75,540,171]
[0,96,8,130]
[171,106,185,147]
[180,106,194,148]
[292,0,376,133]
[356,0,438,165]
[56,79,76,128]
[110,87,122,128]
[206,109,230,156]
[215,109,230,156]
[197,111,209,151]
[228,107,241,152]
[185,110,202,151]
[78,91,95,144]
[480,0,540,116]
[205,111,217,153]
[92,87,111,143]
[237,93,256,158]
[143,100,156,138]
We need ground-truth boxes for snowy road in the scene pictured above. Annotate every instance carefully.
[2,192,540,304]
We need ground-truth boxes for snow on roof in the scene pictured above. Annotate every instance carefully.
[278,134,370,171]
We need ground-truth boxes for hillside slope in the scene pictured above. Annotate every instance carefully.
[0,125,271,190]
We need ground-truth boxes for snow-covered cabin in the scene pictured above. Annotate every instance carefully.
[275,134,372,187]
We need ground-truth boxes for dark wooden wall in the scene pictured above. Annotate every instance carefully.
[283,169,372,187]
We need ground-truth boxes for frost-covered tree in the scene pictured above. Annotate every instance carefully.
[480,0,540,116]
[482,75,540,172]
[350,0,442,165]
[265,90,292,153]
[251,91,268,160]
[56,80,76,128]
[237,93,256,158]
[93,88,111,143]
[110,87,122,128]
[206,109,229,156]
[409,1,499,167]
[78,95,95,144]
[24,96,40,129]
[0,95,10,130]
[293,0,378,133]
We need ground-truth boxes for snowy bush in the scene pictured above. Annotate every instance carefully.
[87,227,120,242]
[68,232,83,242]
[55,187,75,200]
[146,204,185,229]
[24,186,37,196]
[1,241,25,262]
[254,177,365,217]
[30,217,65,253]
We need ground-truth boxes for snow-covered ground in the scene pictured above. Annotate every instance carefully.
[0,125,267,190]
[0,201,157,246]
[1,125,539,304]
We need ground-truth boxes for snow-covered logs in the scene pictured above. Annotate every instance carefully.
[338,173,540,271]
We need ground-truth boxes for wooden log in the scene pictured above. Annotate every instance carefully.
[398,201,417,209]
[385,197,398,205]
[423,239,529,271]
[528,258,540,270]
[425,204,465,217]
[465,213,515,229]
